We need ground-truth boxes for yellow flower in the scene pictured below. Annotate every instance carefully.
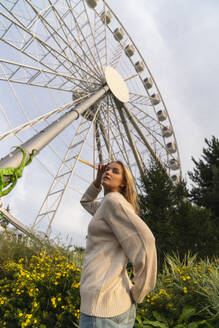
[18,313,23,317]
[26,314,32,319]
[183,287,188,294]
[51,297,57,308]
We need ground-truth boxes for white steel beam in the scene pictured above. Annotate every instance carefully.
[0,86,109,169]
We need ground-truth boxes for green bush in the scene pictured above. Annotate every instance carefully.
[0,230,218,327]
[0,250,81,328]
[135,252,219,327]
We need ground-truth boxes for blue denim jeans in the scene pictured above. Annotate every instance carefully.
[79,304,136,328]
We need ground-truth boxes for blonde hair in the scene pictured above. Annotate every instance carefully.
[112,160,139,214]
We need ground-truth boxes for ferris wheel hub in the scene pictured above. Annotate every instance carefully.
[104,66,129,103]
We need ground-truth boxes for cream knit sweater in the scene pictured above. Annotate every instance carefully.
[79,182,157,317]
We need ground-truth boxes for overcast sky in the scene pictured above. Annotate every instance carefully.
[111,0,219,178]
[1,0,219,247]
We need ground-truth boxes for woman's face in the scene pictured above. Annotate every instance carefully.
[101,162,124,193]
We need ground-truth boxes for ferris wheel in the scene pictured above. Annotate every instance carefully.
[0,0,181,238]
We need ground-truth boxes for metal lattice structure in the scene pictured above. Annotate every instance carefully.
[0,0,181,237]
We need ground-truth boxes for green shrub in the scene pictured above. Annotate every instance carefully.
[0,250,81,328]
[135,252,219,327]
[0,230,218,327]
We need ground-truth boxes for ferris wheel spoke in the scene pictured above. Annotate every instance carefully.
[0,101,75,142]
[124,73,139,82]
[101,1,108,66]
[125,108,171,164]
[129,92,151,106]
[39,0,102,81]
[113,101,144,174]
[18,3,84,80]
[121,103,164,164]
[0,59,99,92]
[0,37,96,92]
[96,112,115,161]
[126,102,171,158]
[127,100,161,127]
[65,0,103,79]
[26,0,102,83]
[0,9,101,84]
[94,121,104,163]
[98,99,136,170]
[82,1,106,75]
[25,0,101,81]
[100,106,129,165]
[100,21,128,70]
[107,96,133,167]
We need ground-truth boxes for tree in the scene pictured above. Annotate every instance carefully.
[138,160,218,272]
[188,136,219,225]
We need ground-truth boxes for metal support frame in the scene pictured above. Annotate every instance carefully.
[122,103,163,166]
[97,112,115,161]
[0,86,109,169]
[0,207,43,244]
[115,99,144,176]
[95,121,103,164]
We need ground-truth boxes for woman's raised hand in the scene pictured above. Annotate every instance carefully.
[94,163,109,188]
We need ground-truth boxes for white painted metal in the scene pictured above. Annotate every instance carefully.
[0,86,108,169]
[0,207,41,243]
[0,0,181,237]
[104,66,129,103]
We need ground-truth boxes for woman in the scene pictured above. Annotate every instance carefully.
[79,161,157,328]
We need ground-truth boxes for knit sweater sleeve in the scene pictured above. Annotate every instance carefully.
[104,192,157,304]
[80,182,102,215]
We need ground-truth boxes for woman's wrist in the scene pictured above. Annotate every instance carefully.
[93,179,101,189]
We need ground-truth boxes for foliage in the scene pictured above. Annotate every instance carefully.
[138,160,217,271]
[0,230,218,327]
[0,249,81,328]
[188,136,219,223]
[0,229,84,268]
[135,252,219,328]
